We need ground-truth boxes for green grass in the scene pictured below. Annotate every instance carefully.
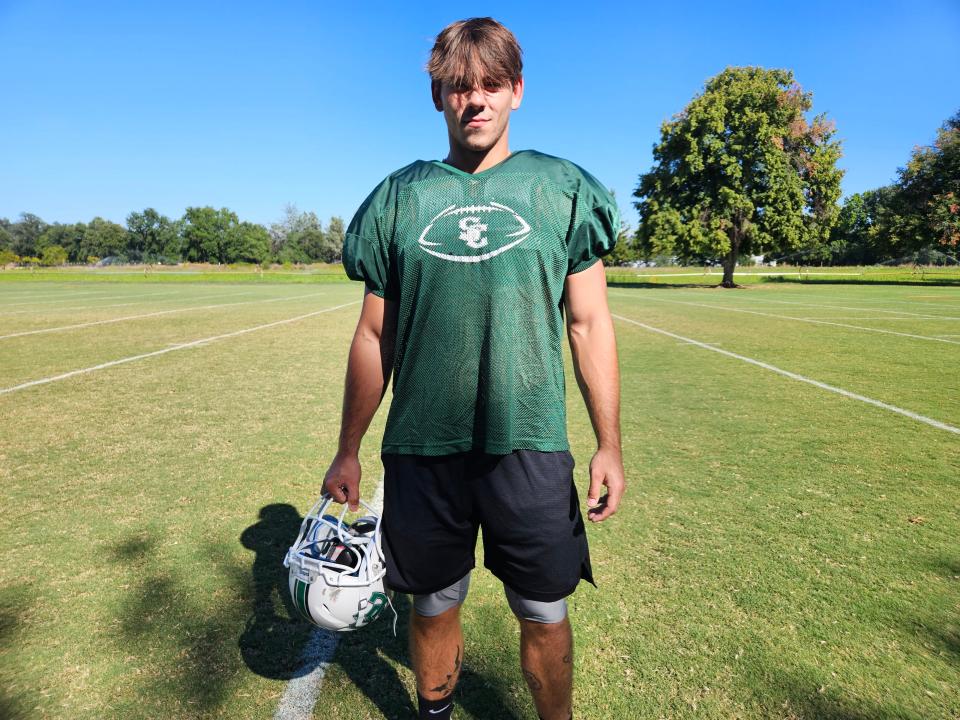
[1,277,958,719]
[0,264,346,284]
[605,264,960,286]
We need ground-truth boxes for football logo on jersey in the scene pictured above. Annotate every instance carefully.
[418,203,531,262]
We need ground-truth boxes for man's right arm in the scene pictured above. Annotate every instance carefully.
[323,286,397,510]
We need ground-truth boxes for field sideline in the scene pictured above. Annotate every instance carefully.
[1,276,957,719]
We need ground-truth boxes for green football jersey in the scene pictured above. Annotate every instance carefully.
[343,149,618,456]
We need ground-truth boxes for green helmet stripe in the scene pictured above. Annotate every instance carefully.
[294,578,311,621]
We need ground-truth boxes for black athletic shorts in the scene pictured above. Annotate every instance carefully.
[380,449,595,603]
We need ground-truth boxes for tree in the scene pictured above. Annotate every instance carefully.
[181,206,241,263]
[605,225,640,266]
[634,66,844,286]
[269,204,322,259]
[324,216,345,263]
[296,227,327,262]
[885,110,960,250]
[38,223,87,263]
[41,245,68,266]
[224,222,270,263]
[81,217,127,260]
[126,208,181,261]
[825,188,902,264]
[9,212,49,258]
[0,219,12,252]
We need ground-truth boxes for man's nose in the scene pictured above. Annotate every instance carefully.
[464,87,486,107]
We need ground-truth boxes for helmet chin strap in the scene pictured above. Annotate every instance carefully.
[385,593,399,637]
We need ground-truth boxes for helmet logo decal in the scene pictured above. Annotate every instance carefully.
[356,591,389,625]
[418,202,531,263]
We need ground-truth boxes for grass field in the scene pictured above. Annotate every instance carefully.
[1,274,958,719]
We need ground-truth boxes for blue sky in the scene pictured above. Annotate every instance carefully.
[1,0,957,229]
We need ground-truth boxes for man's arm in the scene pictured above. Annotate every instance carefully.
[323,287,397,510]
[563,260,625,522]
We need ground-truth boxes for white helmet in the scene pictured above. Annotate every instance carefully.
[284,494,394,632]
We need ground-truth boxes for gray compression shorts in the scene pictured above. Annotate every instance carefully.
[412,571,568,624]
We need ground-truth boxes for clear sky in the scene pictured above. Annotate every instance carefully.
[1,0,957,230]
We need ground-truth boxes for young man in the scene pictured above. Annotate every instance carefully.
[324,17,625,720]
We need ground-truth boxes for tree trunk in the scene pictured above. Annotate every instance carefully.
[721,214,743,288]
[721,250,737,287]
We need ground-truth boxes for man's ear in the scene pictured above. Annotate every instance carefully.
[510,76,524,111]
[431,80,443,112]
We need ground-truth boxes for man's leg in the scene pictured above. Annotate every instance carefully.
[411,606,463,700]
[409,573,471,718]
[507,586,573,720]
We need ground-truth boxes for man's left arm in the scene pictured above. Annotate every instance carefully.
[563,260,625,522]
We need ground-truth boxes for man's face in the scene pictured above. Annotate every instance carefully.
[432,77,524,154]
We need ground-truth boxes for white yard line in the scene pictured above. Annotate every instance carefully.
[627,271,864,278]
[271,630,340,720]
[273,474,386,720]
[0,289,183,308]
[796,316,960,322]
[0,300,360,396]
[0,289,108,301]
[735,296,960,320]
[752,290,960,312]
[611,313,960,435]
[0,289,261,316]
[0,290,331,340]
[612,293,960,346]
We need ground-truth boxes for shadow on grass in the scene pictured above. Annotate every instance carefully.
[916,556,960,663]
[0,585,33,720]
[336,591,528,720]
[237,503,314,679]
[762,276,960,287]
[606,280,726,290]
[105,506,537,718]
[107,532,251,717]
[239,503,526,718]
[763,678,906,720]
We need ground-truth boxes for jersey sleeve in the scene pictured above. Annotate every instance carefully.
[343,177,399,300]
[566,169,620,275]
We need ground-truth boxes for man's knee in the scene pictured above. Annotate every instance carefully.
[412,572,471,618]
[504,584,568,624]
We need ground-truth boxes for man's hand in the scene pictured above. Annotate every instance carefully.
[323,453,362,512]
[585,446,625,522]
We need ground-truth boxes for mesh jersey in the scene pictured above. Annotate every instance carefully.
[343,149,619,456]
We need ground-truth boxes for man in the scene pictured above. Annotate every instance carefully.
[324,17,625,720]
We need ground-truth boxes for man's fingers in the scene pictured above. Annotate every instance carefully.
[586,467,604,508]
[587,473,625,522]
[324,476,347,504]
[344,478,361,512]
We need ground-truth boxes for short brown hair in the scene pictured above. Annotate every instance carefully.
[427,17,523,90]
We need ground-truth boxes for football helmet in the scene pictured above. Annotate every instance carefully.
[284,493,395,632]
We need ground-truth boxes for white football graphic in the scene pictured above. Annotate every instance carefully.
[417,202,531,262]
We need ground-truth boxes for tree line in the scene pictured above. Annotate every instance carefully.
[0,204,345,267]
[619,66,958,285]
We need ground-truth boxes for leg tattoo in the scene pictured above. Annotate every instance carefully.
[429,645,462,696]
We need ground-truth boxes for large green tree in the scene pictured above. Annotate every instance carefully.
[884,110,960,250]
[81,217,126,260]
[126,208,181,261]
[181,206,240,263]
[634,66,844,286]
[9,212,49,258]
[225,221,270,263]
[37,223,87,263]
